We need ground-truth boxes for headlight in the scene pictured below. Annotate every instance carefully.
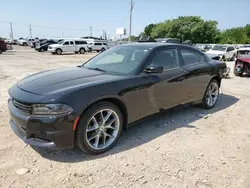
[32,104,73,115]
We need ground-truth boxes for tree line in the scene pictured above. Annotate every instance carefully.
[132,16,250,44]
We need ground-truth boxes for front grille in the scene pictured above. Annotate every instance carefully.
[12,99,32,115]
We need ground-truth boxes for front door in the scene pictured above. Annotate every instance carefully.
[146,47,187,109]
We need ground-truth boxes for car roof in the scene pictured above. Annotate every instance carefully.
[119,42,181,48]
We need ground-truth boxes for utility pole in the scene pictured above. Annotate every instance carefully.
[10,22,13,41]
[29,24,32,39]
[103,30,107,40]
[129,0,134,42]
[89,26,92,37]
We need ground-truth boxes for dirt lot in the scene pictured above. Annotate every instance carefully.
[0,46,250,188]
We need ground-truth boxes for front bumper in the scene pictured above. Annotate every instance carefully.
[8,99,76,149]
[48,48,56,53]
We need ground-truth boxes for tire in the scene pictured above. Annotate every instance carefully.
[79,48,85,54]
[76,101,124,154]
[0,49,2,54]
[101,48,105,52]
[23,42,28,46]
[234,71,243,76]
[200,79,219,109]
[231,54,236,61]
[40,48,44,52]
[56,48,62,55]
[88,48,92,52]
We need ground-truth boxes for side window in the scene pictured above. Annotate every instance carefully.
[63,41,69,45]
[82,41,87,44]
[75,41,79,45]
[149,48,179,70]
[95,43,102,45]
[180,49,205,66]
[70,41,74,45]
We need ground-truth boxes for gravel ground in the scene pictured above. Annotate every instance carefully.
[0,46,250,188]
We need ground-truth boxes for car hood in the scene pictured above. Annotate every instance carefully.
[206,50,225,55]
[49,44,61,48]
[17,67,121,95]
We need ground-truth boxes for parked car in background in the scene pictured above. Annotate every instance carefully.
[206,45,236,61]
[236,45,250,58]
[155,38,181,44]
[0,40,7,54]
[18,39,28,46]
[48,39,88,55]
[34,39,48,49]
[234,55,250,76]
[87,42,108,52]
[8,43,227,154]
[35,40,58,52]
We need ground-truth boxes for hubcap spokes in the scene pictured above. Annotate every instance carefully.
[86,109,119,150]
[206,83,219,106]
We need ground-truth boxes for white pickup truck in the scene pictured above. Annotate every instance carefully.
[48,39,88,55]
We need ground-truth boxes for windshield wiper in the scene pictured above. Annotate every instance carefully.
[86,67,106,72]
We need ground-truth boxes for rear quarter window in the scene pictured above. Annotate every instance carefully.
[181,49,205,66]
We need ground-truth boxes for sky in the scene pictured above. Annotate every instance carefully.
[0,0,249,39]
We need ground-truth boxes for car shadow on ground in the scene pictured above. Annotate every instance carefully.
[33,94,239,163]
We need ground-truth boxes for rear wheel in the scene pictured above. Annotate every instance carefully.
[40,48,44,52]
[101,48,105,52]
[56,48,62,55]
[79,48,85,54]
[200,79,219,109]
[76,101,123,154]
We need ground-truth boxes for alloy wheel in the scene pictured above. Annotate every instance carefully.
[85,109,120,150]
[206,82,219,107]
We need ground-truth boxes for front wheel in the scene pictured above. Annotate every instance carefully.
[231,54,236,61]
[200,79,219,109]
[76,102,124,154]
[88,48,92,52]
[40,48,45,52]
[56,48,62,55]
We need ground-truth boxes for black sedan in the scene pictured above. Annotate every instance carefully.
[35,40,58,52]
[8,43,226,154]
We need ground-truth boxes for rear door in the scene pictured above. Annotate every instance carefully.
[146,47,187,109]
[179,47,212,102]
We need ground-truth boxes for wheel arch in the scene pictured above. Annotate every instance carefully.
[211,75,222,87]
[77,96,128,129]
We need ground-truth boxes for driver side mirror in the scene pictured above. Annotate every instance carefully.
[144,65,163,73]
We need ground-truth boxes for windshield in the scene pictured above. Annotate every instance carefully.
[83,46,151,74]
[211,45,227,51]
[57,40,65,44]
[241,45,250,48]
